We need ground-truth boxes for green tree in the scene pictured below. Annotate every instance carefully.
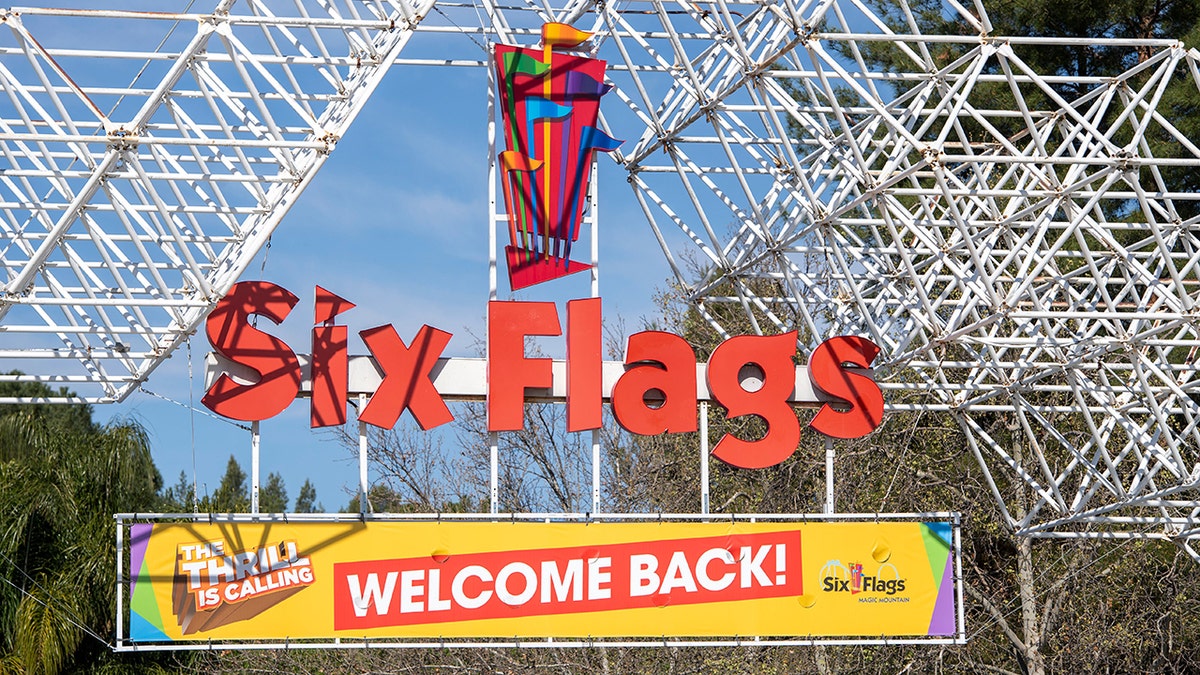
[342,484,406,514]
[839,0,1200,219]
[0,381,161,674]
[210,455,249,512]
[159,470,198,512]
[0,372,98,439]
[294,478,323,513]
[259,471,289,513]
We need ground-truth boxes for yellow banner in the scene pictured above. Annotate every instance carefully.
[126,520,957,642]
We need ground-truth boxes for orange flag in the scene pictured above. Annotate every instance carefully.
[500,151,543,253]
[500,150,543,173]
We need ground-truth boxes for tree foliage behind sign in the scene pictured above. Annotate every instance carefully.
[842,0,1200,220]
[0,377,161,675]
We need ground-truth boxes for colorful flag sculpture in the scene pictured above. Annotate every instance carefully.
[494,23,622,291]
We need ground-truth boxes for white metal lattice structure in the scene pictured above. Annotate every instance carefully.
[2,1,1200,544]
[0,1,434,401]
[582,0,1200,544]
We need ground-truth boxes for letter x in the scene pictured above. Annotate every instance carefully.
[359,324,453,430]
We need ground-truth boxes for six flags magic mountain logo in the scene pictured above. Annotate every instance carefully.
[820,559,908,600]
[494,23,623,290]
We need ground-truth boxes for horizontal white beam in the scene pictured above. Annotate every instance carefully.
[205,353,862,406]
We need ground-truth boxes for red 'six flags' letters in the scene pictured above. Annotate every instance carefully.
[311,285,354,427]
[203,281,885,470]
[204,282,451,430]
[202,281,301,421]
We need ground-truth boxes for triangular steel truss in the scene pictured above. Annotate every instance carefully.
[0,1,433,400]
[2,0,1199,542]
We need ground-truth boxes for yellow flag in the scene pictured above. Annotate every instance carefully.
[542,22,592,49]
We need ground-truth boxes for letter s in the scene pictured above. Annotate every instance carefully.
[202,281,301,421]
[808,336,884,439]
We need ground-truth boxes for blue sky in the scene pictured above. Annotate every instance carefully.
[98,58,674,511]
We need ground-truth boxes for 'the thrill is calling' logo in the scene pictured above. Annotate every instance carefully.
[494,23,623,290]
[173,539,315,634]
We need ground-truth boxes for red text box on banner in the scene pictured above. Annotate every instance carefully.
[333,531,800,630]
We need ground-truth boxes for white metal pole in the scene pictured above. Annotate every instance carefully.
[824,435,835,514]
[592,430,601,514]
[487,48,500,516]
[487,49,499,302]
[954,515,966,643]
[700,401,710,515]
[251,420,260,514]
[359,393,369,516]
[115,518,124,646]
[490,435,500,514]
[591,155,601,515]
[590,156,600,297]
